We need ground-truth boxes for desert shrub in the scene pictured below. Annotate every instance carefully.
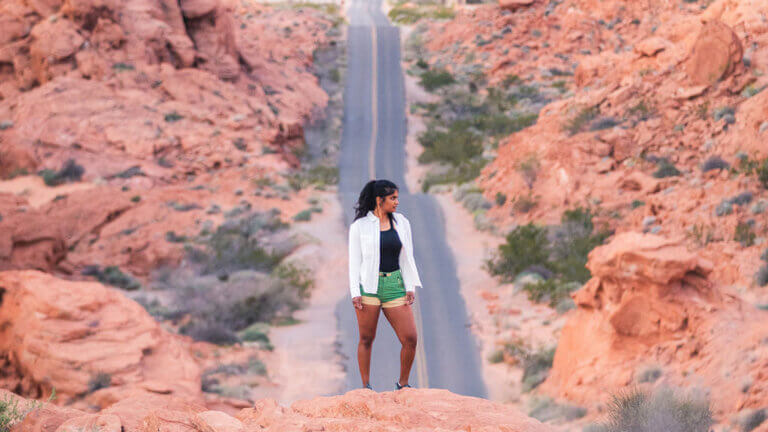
[421,159,487,192]
[485,223,550,283]
[39,159,84,186]
[735,222,756,247]
[522,279,581,308]
[419,68,455,91]
[549,208,610,283]
[185,210,289,276]
[631,200,645,209]
[738,409,766,432]
[239,322,273,350]
[164,111,184,122]
[756,159,768,189]
[522,347,556,391]
[589,116,621,131]
[82,265,142,291]
[0,396,24,432]
[293,209,312,221]
[653,158,681,178]
[594,387,713,432]
[529,396,587,422]
[487,349,504,364]
[284,164,339,191]
[486,208,610,306]
[87,372,111,393]
[154,210,310,345]
[418,124,483,166]
[636,366,663,383]
[511,193,539,213]
[166,231,188,243]
[495,192,507,206]
[564,105,599,135]
[388,4,454,25]
[701,156,729,172]
[516,155,540,189]
[627,100,656,122]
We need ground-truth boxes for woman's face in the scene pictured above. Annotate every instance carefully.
[377,190,399,213]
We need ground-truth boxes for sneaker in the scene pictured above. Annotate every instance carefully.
[395,381,411,390]
[364,383,373,391]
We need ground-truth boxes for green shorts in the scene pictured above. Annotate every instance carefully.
[360,268,407,308]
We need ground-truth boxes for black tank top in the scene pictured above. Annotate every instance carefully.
[379,224,402,272]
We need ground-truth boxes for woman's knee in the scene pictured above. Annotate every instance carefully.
[401,333,417,348]
[359,333,375,347]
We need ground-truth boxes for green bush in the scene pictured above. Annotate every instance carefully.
[485,223,550,283]
[164,111,184,122]
[418,124,482,166]
[38,159,84,186]
[522,347,555,392]
[486,208,609,308]
[419,68,456,91]
[293,209,312,222]
[85,265,141,291]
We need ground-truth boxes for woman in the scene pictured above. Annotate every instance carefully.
[348,179,423,391]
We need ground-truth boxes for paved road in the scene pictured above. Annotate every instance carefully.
[335,0,487,397]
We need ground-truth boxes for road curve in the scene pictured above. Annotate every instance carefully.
[335,0,488,397]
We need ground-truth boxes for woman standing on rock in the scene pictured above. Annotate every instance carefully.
[348,179,423,391]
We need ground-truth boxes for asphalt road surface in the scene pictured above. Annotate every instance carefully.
[335,0,488,397]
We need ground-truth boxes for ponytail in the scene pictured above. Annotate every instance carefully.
[353,179,398,223]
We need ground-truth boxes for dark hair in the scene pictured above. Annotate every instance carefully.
[353,179,398,223]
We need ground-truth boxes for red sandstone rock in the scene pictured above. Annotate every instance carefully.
[542,233,768,417]
[499,0,534,12]
[6,386,552,432]
[683,20,743,86]
[0,270,203,406]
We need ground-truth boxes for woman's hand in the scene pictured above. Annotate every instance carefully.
[352,296,363,310]
[406,292,415,305]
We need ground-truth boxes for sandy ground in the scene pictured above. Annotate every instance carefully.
[260,188,347,405]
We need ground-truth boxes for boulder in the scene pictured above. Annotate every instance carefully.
[683,20,743,86]
[499,0,534,12]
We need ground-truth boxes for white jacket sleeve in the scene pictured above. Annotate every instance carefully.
[348,222,362,298]
[404,218,422,292]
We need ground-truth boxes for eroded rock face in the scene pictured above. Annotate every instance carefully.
[6,387,552,432]
[542,233,768,417]
[0,270,202,406]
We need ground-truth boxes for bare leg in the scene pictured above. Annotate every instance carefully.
[355,303,381,386]
[382,303,417,386]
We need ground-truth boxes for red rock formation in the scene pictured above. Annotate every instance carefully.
[4,387,552,432]
[542,233,768,417]
[0,270,203,407]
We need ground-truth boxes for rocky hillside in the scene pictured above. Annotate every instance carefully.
[402,0,768,427]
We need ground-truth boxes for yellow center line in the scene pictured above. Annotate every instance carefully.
[367,21,427,388]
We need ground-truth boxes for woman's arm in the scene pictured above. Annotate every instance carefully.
[348,222,362,298]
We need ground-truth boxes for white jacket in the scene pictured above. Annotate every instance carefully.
[348,210,423,298]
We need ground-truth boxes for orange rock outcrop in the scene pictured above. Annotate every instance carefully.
[542,233,768,417]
